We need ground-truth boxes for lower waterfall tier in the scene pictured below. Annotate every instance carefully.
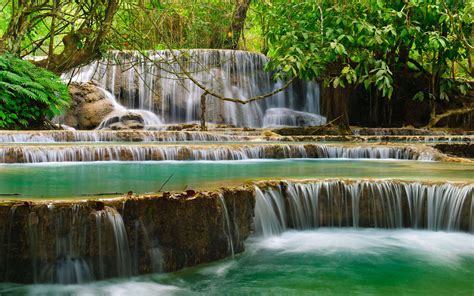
[0,179,472,284]
[254,180,473,236]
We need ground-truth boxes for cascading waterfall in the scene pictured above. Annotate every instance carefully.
[254,187,287,237]
[18,205,135,284]
[64,50,324,127]
[254,180,473,236]
[1,131,471,144]
[218,194,235,258]
[0,144,436,163]
[94,207,132,279]
[39,205,94,284]
[0,131,243,143]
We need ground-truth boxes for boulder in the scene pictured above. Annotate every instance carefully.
[98,112,146,130]
[63,82,115,129]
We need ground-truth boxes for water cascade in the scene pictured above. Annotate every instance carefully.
[218,194,235,258]
[0,144,439,163]
[254,180,473,236]
[0,190,253,284]
[1,130,471,143]
[0,130,244,143]
[94,87,163,129]
[94,207,132,279]
[65,50,324,127]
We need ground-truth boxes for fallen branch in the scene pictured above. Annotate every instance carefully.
[158,173,174,192]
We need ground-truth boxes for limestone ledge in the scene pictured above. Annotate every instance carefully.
[0,188,255,283]
[0,178,472,284]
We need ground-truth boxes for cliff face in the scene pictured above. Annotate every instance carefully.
[0,188,255,283]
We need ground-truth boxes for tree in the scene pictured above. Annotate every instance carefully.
[0,0,120,74]
[257,0,473,126]
[221,0,252,49]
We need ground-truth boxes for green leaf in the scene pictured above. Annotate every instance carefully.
[412,91,425,101]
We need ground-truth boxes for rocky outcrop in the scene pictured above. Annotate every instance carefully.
[273,126,474,136]
[0,188,255,283]
[63,82,115,129]
[434,143,474,159]
[98,112,145,130]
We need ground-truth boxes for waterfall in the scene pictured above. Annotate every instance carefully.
[64,50,324,127]
[23,205,134,284]
[94,207,132,279]
[95,87,163,129]
[254,187,287,237]
[218,194,235,258]
[254,180,473,236]
[0,144,436,163]
[1,131,471,143]
[0,130,244,143]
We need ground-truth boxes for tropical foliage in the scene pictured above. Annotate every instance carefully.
[258,0,472,104]
[0,0,472,128]
[0,55,70,129]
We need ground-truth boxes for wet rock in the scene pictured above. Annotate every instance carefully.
[0,188,255,283]
[434,143,474,159]
[99,112,146,130]
[63,82,116,129]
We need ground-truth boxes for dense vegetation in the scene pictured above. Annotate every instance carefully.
[258,0,473,126]
[0,0,472,128]
[0,55,69,129]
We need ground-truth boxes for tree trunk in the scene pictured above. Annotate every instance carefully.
[222,0,252,49]
[200,92,208,131]
[34,0,119,74]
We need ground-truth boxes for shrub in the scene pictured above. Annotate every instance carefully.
[0,55,70,129]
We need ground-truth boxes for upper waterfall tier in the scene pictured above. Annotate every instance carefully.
[64,50,324,127]
[0,143,442,163]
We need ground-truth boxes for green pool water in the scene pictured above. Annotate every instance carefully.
[1,229,473,295]
[0,159,472,198]
[0,159,473,199]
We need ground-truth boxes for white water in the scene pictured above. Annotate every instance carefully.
[254,180,473,236]
[0,131,242,143]
[22,281,182,296]
[94,207,132,279]
[218,194,235,258]
[64,50,322,127]
[252,228,474,267]
[0,144,435,163]
[263,108,327,127]
[95,87,163,129]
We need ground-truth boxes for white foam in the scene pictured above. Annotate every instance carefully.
[251,229,474,267]
[25,281,182,296]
